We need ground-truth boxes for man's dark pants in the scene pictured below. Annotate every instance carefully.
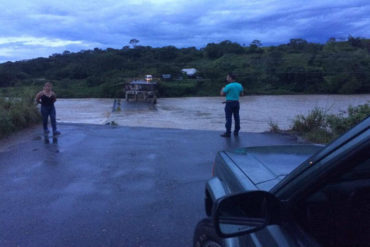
[225,100,240,134]
[41,105,57,132]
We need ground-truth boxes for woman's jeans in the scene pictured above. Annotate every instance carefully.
[41,105,56,132]
[225,101,240,134]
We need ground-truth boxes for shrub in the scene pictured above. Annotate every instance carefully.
[328,103,370,136]
[0,92,41,138]
[268,119,280,133]
[0,110,15,137]
[302,128,334,144]
[291,103,369,143]
[292,107,328,132]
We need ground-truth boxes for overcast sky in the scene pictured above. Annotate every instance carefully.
[0,0,369,63]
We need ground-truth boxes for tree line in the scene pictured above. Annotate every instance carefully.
[0,37,369,98]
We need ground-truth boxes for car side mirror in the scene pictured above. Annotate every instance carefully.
[213,191,280,238]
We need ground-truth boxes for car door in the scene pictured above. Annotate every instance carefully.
[280,126,370,247]
[290,152,370,246]
[236,125,369,247]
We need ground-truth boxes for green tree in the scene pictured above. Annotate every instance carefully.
[129,39,140,48]
[289,38,308,51]
[204,43,224,59]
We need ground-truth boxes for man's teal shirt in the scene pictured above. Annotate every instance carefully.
[223,82,243,101]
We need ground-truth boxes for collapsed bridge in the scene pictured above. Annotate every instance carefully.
[124,80,157,104]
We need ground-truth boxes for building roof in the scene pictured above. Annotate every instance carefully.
[181,68,197,76]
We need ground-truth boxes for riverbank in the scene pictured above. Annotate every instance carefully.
[287,103,370,143]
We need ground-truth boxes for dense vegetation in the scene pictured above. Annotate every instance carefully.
[0,92,41,138]
[0,37,370,98]
[289,103,370,143]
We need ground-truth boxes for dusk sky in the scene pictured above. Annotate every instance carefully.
[0,0,369,63]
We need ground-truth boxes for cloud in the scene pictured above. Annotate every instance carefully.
[0,0,369,62]
[0,36,85,47]
[0,36,100,63]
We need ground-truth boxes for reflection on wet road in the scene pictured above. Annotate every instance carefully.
[0,124,300,247]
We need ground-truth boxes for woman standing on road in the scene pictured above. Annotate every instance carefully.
[35,82,61,136]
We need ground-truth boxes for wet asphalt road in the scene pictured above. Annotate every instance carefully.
[0,124,300,247]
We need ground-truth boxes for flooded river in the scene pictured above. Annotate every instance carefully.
[56,95,369,132]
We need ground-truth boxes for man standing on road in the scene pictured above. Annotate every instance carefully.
[220,73,243,137]
[35,82,61,136]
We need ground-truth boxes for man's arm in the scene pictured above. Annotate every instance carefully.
[220,87,226,96]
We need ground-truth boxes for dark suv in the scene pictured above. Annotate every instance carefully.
[194,117,369,247]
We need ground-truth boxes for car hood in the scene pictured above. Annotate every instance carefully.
[224,145,323,191]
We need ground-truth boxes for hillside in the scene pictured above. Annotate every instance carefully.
[1,37,369,98]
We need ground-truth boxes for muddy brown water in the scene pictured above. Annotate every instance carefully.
[55,95,370,132]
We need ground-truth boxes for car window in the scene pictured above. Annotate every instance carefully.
[296,158,370,246]
[341,158,370,181]
[274,129,369,200]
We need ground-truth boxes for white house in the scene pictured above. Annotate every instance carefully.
[181,68,197,76]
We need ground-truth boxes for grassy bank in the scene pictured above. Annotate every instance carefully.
[277,103,370,144]
[0,91,41,138]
